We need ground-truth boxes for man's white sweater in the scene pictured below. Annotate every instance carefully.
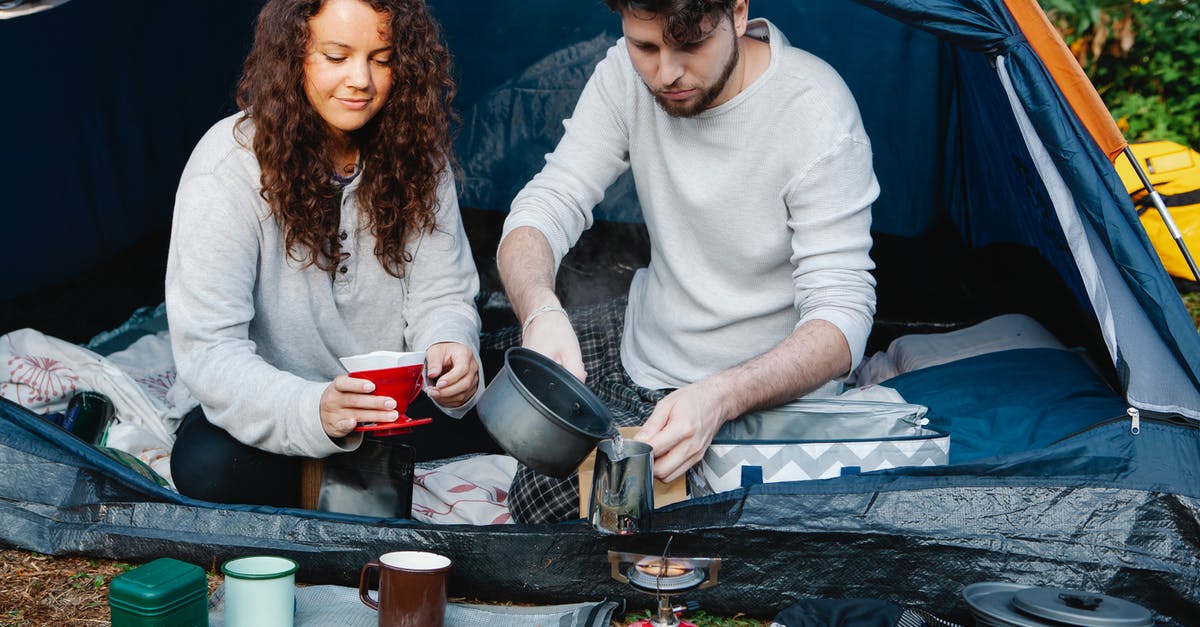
[503,19,879,391]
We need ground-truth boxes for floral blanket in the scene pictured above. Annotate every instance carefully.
[0,327,185,484]
[412,454,516,525]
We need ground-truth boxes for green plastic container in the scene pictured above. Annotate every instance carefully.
[109,557,209,627]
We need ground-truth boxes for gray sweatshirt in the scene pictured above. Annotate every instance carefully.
[502,19,878,391]
[166,114,482,457]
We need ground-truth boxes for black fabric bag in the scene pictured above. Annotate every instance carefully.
[772,599,963,627]
[773,599,902,627]
[317,439,414,518]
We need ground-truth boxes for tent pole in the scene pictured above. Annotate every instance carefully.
[1122,146,1200,282]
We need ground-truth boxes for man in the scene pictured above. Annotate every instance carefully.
[497,0,878,523]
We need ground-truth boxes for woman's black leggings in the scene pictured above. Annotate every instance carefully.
[169,393,502,508]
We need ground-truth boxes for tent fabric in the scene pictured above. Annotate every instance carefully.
[1002,0,1127,161]
[846,0,1200,409]
[0,1,261,304]
[994,45,1200,397]
[2,395,1198,621]
[1,0,1200,622]
[992,55,1200,417]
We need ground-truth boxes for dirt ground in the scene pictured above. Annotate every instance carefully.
[0,549,221,626]
[0,549,768,626]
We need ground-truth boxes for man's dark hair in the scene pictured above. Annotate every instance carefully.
[603,0,736,45]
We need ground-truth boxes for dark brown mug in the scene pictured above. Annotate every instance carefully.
[359,551,452,627]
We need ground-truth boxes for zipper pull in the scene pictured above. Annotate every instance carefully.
[1127,407,1141,435]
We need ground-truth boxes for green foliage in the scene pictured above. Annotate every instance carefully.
[1039,0,1200,147]
[683,611,766,626]
[1183,292,1200,328]
[620,610,768,626]
[68,571,106,591]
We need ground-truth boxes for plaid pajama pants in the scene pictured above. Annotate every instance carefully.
[482,296,672,524]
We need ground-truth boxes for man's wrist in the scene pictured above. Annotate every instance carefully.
[697,372,748,424]
[521,304,568,334]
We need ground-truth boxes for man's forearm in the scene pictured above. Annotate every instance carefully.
[497,226,561,321]
[702,319,852,423]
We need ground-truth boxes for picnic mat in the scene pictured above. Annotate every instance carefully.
[208,583,619,627]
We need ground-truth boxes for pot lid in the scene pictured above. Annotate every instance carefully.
[964,583,1154,627]
[1012,587,1153,627]
[962,582,1048,627]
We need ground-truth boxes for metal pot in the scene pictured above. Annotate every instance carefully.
[478,347,616,478]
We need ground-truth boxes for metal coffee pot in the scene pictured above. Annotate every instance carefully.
[589,438,654,534]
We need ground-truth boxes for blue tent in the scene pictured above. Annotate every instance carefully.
[1,0,1197,621]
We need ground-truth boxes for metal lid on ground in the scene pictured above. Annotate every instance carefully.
[1012,587,1153,627]
[963,582,1154,627]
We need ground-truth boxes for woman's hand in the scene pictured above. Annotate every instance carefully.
[424,341,480,408]
[319,375,399,438]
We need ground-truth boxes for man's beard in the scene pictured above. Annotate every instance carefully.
[652,39,740,118]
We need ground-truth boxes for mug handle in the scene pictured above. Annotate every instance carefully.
[359,561,380,610]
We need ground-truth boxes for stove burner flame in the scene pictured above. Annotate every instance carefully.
[626,556,705,592]
[635,557,694,579]
[607,549,721,598]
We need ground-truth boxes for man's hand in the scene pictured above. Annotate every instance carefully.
[319,375,398,438]
[424,341,480,408]
[633,320,854,482]
[523,310,587,382]
[633,381,733,483]
[497,227,586,380]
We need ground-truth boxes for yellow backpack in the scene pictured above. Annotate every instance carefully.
[1115,141,1200,281]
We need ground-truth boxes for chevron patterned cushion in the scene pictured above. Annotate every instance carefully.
[689,399,949,496]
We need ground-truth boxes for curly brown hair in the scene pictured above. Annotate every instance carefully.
[236,0,458,278]
[603,0,736,45]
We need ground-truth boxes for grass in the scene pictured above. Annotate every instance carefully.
[1183,291,1200,328]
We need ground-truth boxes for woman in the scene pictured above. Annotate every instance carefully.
[166,0,495,507]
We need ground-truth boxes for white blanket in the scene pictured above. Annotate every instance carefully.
[851,313,1068,387]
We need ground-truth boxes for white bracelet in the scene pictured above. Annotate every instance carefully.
[521,304,568,334]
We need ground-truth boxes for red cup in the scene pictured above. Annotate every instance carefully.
[350,364,424,429]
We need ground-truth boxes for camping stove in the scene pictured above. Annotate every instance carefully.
[607,549,721,627]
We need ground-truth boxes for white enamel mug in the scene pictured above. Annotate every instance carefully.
[221,555,298,627]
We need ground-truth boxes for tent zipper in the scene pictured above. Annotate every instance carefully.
[1052,408,1196,444]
